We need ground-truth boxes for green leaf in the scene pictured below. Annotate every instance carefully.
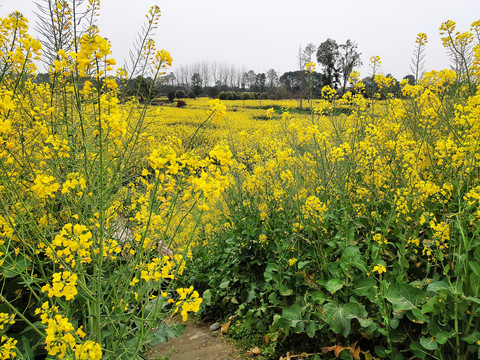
[409,341,428,359]
[386,283,427,312]
[465,296,480,305]
[151,322,186,344]
[469,261,480,276]
[421,296,439,314]
[2,254,29,278]
[202,289,212,306]
[310,291,327,303]
[435,330,455,345]
[274,303,304,334]
[427,281,451,294]
[463,330,480,344]
[306,322,316,338]
[353,278,376,300]
[264,263,278,282]
[282,303,303,322]
[323,301,368,337]
[341,246,367,272]
[279,285,293,296]
[420,336,438,350]
[298,260,310,270]
[325,278,344,293]
[219,280,230,289]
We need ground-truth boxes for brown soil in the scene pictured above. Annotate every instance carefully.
[147,323,242,360]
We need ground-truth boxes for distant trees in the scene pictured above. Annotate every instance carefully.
[316,39,340,88]
[266,69,278,90]
[339,40,362,93]
[316,39,362,92]
[145,38,363,100]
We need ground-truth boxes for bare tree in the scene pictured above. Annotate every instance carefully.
[302,43,316,66]
[200,60,211,87]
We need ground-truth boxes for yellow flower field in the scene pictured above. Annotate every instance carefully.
[1,2,480,359]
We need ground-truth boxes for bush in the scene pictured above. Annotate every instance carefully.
[218,91,227,100]
[167,90,176,102]
[188,90,196,98]
[175,89,186,98]
[208,87,219,99]
[176,99,187,107]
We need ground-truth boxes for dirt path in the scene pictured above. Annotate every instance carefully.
[148,323,241,360]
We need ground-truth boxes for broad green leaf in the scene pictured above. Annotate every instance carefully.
[298,260,310,270]
[202,289,212,306]
[353,278,376,299]
[219,280,230,289]
[310,291,327,303]
[306,322,316,338]
[386,283,427,312]
[409,341,428,359]
[421,296,439,314]
[279,285,293,296]
[427,281,451,293]
[341,246,367,272]
[325,278,344,293]
[3,255,29,278]
[463,331,480,344]
[264,263,277,282]
[435,330,455,344]
[323,301,367,337]
[420,336,438,350]
[282,303,303,322]
[152,322,186,344]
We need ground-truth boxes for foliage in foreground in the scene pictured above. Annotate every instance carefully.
[0,4,234,359]
[188,21,480,360]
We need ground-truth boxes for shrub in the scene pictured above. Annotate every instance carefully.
[176,99,187,107]
[188,90,196,98]
[167,90,176,102]
[218,91,227,100]
[175,89,186,98]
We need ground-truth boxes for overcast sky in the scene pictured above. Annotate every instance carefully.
[2,0,480,79]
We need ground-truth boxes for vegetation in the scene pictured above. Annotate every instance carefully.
[2,1,480,360]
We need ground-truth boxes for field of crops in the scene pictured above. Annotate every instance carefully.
[2,4,480,360]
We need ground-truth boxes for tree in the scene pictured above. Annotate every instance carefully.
[302,43,317,66]
[338,40,362,93]
[191,72,202,97]
[317,39,340,88]
[253,73,266,92]
[266,69,278,90]
[403,75,415,85]
[247,70,256,90]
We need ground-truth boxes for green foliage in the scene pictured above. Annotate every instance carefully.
[175,89,186,99]
[187,66,480,359]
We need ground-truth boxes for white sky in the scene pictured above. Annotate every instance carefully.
[2,0,480,80]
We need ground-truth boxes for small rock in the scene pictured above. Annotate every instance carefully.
[209,322,221,331]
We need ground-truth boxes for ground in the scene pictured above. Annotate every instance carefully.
[147,322,241,360]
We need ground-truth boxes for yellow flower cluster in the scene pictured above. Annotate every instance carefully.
[45,223,93,267]
[172,286,203,321]
[0,336,18,359]
[41,271,78,300]
[35,302,101,360]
